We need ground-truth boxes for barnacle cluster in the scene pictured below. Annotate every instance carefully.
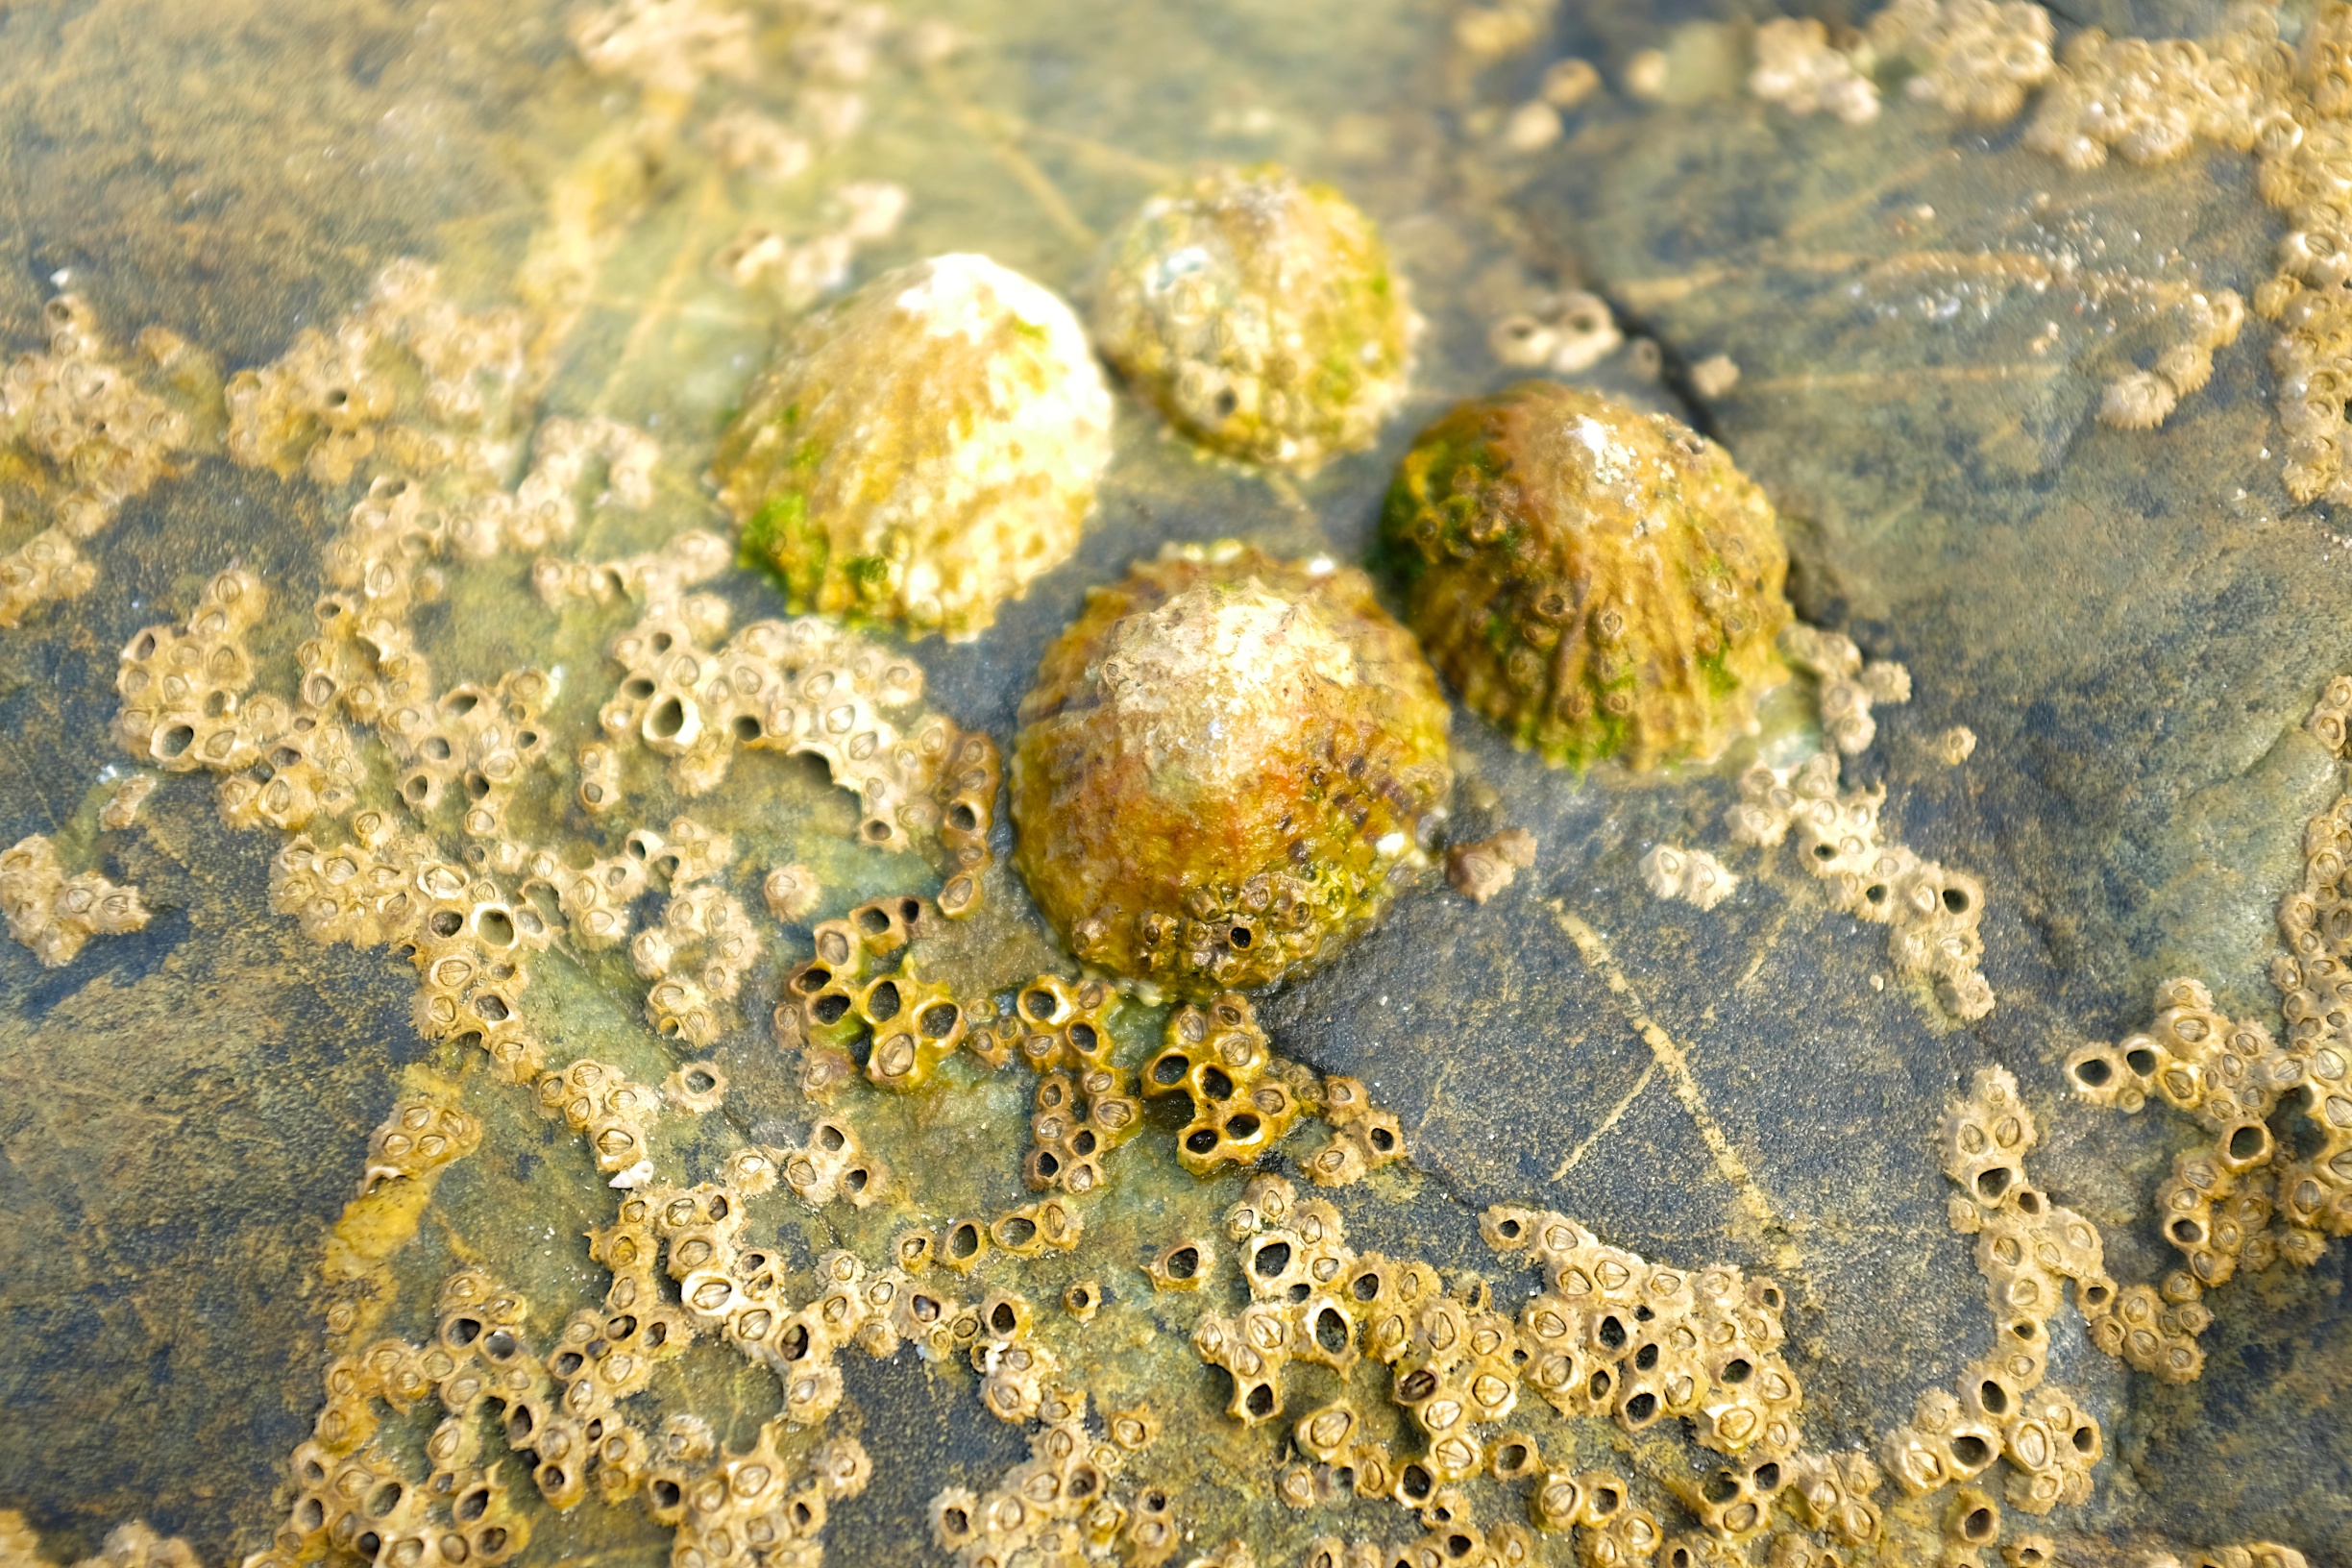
[536,1058,666,1182]
[590,1168,901,1421]
[1481,1205,1803,1459]
[2251,7,2352,502]
[15,1523,194,1568]
[1012,542,1451,995]
[112,568,280,778]
[0,1518,203,1568]
[0,834,149,968]
[1305,1508,1540,1568]
[1748,19,1880,127]
[1779,625,1910,759]
[777,896,968,1093]
[451,418,658,561]
[927,1388,1180,1568]
[1730,0,2352,502]
[1383,381,1791,772]
[2066,975,2350,1374]
[1191,1175,1416,1433]
[631,862,760,1048]
[2023,26,2271,172]
[1728,628,1992,1021]
[225,259,528,485]
[571,0,753,98]
[269,822,555,1086]
[578,0,886,151]
[593,592,994,871]
[96,774,157,830]
[1896,1067,2110,1516]
[18,13,2345,1564]
[256,1257,874,1568]
[715,182,909,314]
[1869,0,2055,124]
[2023,682,2352,1384]
[713,253,1113,641]
[1011,975,1139,1195]
[1146,996,1310,1178]
[273,1119,894,1568]
[360,1096,483,1195]
[1090,165,1417,473]
[1140,995,1404,1186]
[532,528,731,611]
[0,293,209,629]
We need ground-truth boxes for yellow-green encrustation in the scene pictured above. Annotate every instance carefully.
[1012,542,1452,995]
[713,253,1113,641]
[1383,380,1793,771]
[1090,165,1416,474]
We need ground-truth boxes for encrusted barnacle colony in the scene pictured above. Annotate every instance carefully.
[1090,163,1417,472]
[1871,0,2055,124]
[360,1095,482,1195]
[712,252,1113,640]
[1382,380,1792,771]
[1011,541,1451,994]
[2069,971,2350,1381]
[1144,993,1307,1175]
[2050,674,2352,1388]
[1727,625,1994,1023]
[1481,1205,1805,1458]
[1733,0,2352,512]
[1906,1067,2112,1512]
[112,568,276,777]
[0,834,149,968]
[926,1387,1175,1568]
[777,895,979,1097]
[1749,17,1880,126]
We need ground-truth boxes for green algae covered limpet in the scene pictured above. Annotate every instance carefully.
[1090,165,1417,473]
[1383,380,1793,771]
[1012,542,1451,996]
[712,253,1113,641]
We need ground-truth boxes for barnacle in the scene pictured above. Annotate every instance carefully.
[713,253,1112,640]
[1011,541,1451,994]
[1090,164,1417,472]
[1383,380,1792,771]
